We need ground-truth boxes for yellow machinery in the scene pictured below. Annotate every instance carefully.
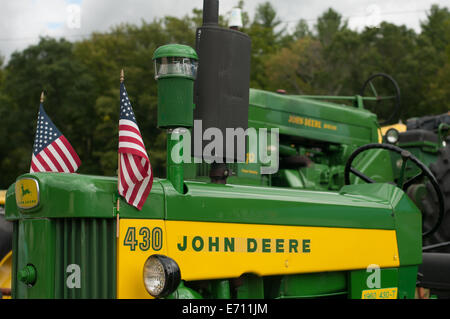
[0,190,11,299]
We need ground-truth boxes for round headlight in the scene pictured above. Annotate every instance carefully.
[385,128,399,144]
[143,254,181,298]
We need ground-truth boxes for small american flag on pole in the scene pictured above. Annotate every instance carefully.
[118,80,153,210]
[30,93,81,173]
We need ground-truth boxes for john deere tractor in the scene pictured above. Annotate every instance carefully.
[3,0,448,299]
[0,190,12,299]
[380,111,450,297]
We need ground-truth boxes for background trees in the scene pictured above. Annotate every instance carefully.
[0,2,449,188]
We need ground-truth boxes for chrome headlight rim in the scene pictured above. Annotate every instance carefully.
[385,128,400,144]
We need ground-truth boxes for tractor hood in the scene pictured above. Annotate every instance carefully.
[6,172,417,232]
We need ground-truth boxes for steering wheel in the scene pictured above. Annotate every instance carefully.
[360,73,401,126]
[344,143,445,237]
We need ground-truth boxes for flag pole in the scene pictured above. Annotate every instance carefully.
[116,69,124,238]
[40,91,45,103]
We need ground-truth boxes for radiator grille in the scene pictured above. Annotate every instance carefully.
[54,218,116,298]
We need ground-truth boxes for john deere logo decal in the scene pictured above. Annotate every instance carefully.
[21,184,31,197]
[15,178,39,209]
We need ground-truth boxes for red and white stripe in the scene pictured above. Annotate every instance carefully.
[30,135,81,173]
[118,119,153,210]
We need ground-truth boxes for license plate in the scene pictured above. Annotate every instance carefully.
[362,287,398,299]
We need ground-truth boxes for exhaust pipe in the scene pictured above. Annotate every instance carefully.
[202,0,219,26]
[194,0,251,164]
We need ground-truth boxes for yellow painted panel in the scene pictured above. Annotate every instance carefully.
[117,219,400,299]
[0,251,12,299]
[378,123,407,142]
[166,221,400,280]
[0,190,6,205]
[117,219,167,299]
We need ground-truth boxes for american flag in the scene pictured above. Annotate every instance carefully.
[30,102,81,173]
[118,82,153,210]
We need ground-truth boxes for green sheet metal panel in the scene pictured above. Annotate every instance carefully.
[13,218,116,299]
[248,89,379,146]
[7,174,401,230]
[14,219,56,298]
[278,272,347,298]
[5,173,165,220]
[398,266,418,299]
[163,180,397,229]
[351,149,395,184]
[348,267,399,299]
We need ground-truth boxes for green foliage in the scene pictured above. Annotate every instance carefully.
[0,38,96,185]
[264,37,323,94]
[246,2,291,89]
[293,19,312,40]
[315,8,348,46]
[0,3,449,188]
[421,5,450,53]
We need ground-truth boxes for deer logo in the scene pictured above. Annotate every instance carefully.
[21,185,31,197]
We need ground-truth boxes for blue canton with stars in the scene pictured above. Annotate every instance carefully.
[33,104,62,155]
[120,83,136,123]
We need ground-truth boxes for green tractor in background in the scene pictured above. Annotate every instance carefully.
[2,0,449,299]
[185,58,450,297]
[184,6,450,297]
[381,110,450,298]
[381,111,449,248]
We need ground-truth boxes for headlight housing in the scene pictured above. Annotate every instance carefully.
[385,128,399,144]
[143,254,181,298]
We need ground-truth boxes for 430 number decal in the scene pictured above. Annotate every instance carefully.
[123,227,163,251]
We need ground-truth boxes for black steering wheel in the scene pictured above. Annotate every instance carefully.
[344,143,445,238]
[360,73,401,126]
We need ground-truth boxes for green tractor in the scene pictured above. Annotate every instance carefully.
[3,0,449,299]
[381,111,450,298]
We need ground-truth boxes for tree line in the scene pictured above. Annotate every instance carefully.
[0,2,449,188]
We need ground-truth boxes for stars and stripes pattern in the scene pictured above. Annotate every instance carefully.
[30,103,81,173]
[118,82,153,210]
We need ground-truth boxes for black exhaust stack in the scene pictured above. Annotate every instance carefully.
[202,0,219,26]
[193,0,251,164]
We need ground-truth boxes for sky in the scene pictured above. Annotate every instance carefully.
[1,0,450,64]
